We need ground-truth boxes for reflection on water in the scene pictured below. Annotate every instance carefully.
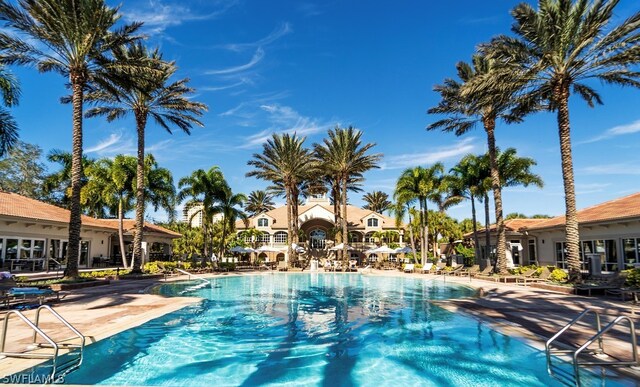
[52,274,627,386]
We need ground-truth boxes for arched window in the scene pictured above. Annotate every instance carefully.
[309,229,326,249]
[257,218,269,227]
[368,253,378,261]
[367,218,379,227]
[274,231,288,244]
[364,232,376,244]
[259,232,270,244]
[349,232,361,243]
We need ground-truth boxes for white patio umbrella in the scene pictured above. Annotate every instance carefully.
[255,245,282,253]
[291,243,306,253]
[368,245,397,254]
[230,246,255,253]
[395,246,413,254]
[329,243,355,251]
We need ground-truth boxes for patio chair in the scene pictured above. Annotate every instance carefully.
[456,265,479,277]
[403,264,415,273]
[575,274,628,296]
[421,263,433,273]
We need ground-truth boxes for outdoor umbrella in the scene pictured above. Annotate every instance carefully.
[395,246,413,254]
[329,243,356,251]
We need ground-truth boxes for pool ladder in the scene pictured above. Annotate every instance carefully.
[545,307,639,386]
[0,305,85,382]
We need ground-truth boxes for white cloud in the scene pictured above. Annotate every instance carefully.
[220,23,292,52]
[381,138,477,170]
[581,163,640,175]
[205,48,265,75]
[85,133,123,153]
[580,119,640,144]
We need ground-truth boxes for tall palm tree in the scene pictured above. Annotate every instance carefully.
[449,154,487,261]
[245,190,275,216]
[394,164,444,266]
[211,184,247,257]
[428,53,521,274]
[391,201,418,263]
[481,0,640,280]
[43,150,95,209]
[247,133,316,266]
[0,65,19,157]
[313,126,381,267]
[177,167,227,257]
[85,42,207,273]
[362,191,392,214]
[143,154,176,224]
[83,155,136,268]
[0,0,144,278]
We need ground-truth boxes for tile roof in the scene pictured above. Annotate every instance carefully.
[0,191,180,238]
[464,218,548,237]
[524,192,640,231]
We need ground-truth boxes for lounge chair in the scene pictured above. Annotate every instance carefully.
[445,265,464,276]
[1,276,60,308]
[421,263,433,273]
[516,268,551,286]
[403,264,415,273]
[456,265,480,277]
[433,262,447,275]
[575,274,628,296]
[471,266,493,278]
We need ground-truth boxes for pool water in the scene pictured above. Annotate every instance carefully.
[25,274,631,385]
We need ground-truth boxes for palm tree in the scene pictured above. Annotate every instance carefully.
[85,42,207,274]
[480,0,640,280]
[247,133,316,266]
[394,164,444,266]
[0,65,19,157]
[313,126,381,267]
[245,190,275,216]
[449,154,487,261]
[143,155,176,223]
[177,167,227,257]
[362,191,392,214]
[428,53,521,274]
[391,201,418,263]
[43,150,95,209]
[82,155,136,267]
[210,184,247,257]
[0,0,144,278]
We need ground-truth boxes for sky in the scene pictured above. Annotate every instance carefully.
[9,0,640,223]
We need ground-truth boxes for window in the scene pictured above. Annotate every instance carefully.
[2,238,46,261]
[367,218,379,227]
[309,229,326,249]
[581,239,618,272]
[259,232,270,244]
[528,239,536,265]
[349,233,361,243]
[5,239,18,260]
[257,218,269,227]
[80,241,90,266]
[274,232,288,244]
[364,232,376,244]
[623,238,640,270]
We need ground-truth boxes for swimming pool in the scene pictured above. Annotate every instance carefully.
[24,274,630,385]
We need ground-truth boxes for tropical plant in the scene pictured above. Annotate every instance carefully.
[477,0,640,280]
[85,42,207,273]
[391,201,418,261]
[362,191,392,214]
[42,150,95,208]
[0,141,45,198]
[210,184,247,257]
[0,65,20,157]
[313,126,381,266]
[0,0,144,278]
[159,222,203,260]
[505,212,529,220]
[247,133,316,267]
[177,167,227,257]
[245,190,275,216]
[394,164,444,266]
[82,155,136,267]
[428,51,526,274]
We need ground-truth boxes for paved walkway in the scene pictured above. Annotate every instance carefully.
[0,270,638,380]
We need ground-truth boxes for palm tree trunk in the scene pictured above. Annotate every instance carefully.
[470,194,481,265]
[484,116,507,274]
[418,200,425,266]
[407,207,417,264]
[64,74,85,279]
[424,200,430,265]
[555,83,581,282]
[132,112,147,274]
[118,198,128,268]
[292,188,299,263]
[484,194,491,270]
[341,177,349,270]
[219,216,227,258]
[286,187,294,268]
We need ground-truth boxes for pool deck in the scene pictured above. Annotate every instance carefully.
[1,270,639,381]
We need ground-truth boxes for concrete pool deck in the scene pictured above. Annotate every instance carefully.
[0,270,638,381]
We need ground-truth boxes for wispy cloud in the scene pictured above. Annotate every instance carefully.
[206,48,265,75]
[85,133,123,153]
[581,162,640,175]
[123,0,239,35]
[237,104,337,149]
[575,182,611,195]
[381,138,477,170]
[580,119,640,144]
[220,23,292,52]
[85,131,135,156]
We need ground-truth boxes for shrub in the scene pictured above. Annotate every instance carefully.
[415,263,423,269]
[549,268,568,283]
[79,269,130,279]
[624,268,640,287]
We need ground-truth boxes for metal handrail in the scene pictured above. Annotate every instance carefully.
[32,305,85,352]
[573,315,639,386]
[546,308,603,374]
[0,310,60,377]
[176,268,210,285]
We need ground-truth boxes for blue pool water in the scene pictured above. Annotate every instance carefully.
[24,274,631,385]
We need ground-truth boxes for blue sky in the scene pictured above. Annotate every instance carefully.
[10,0,640,222]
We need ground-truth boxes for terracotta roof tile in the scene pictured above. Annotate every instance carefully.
[525,192,640,231]
[465,218,548,237]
